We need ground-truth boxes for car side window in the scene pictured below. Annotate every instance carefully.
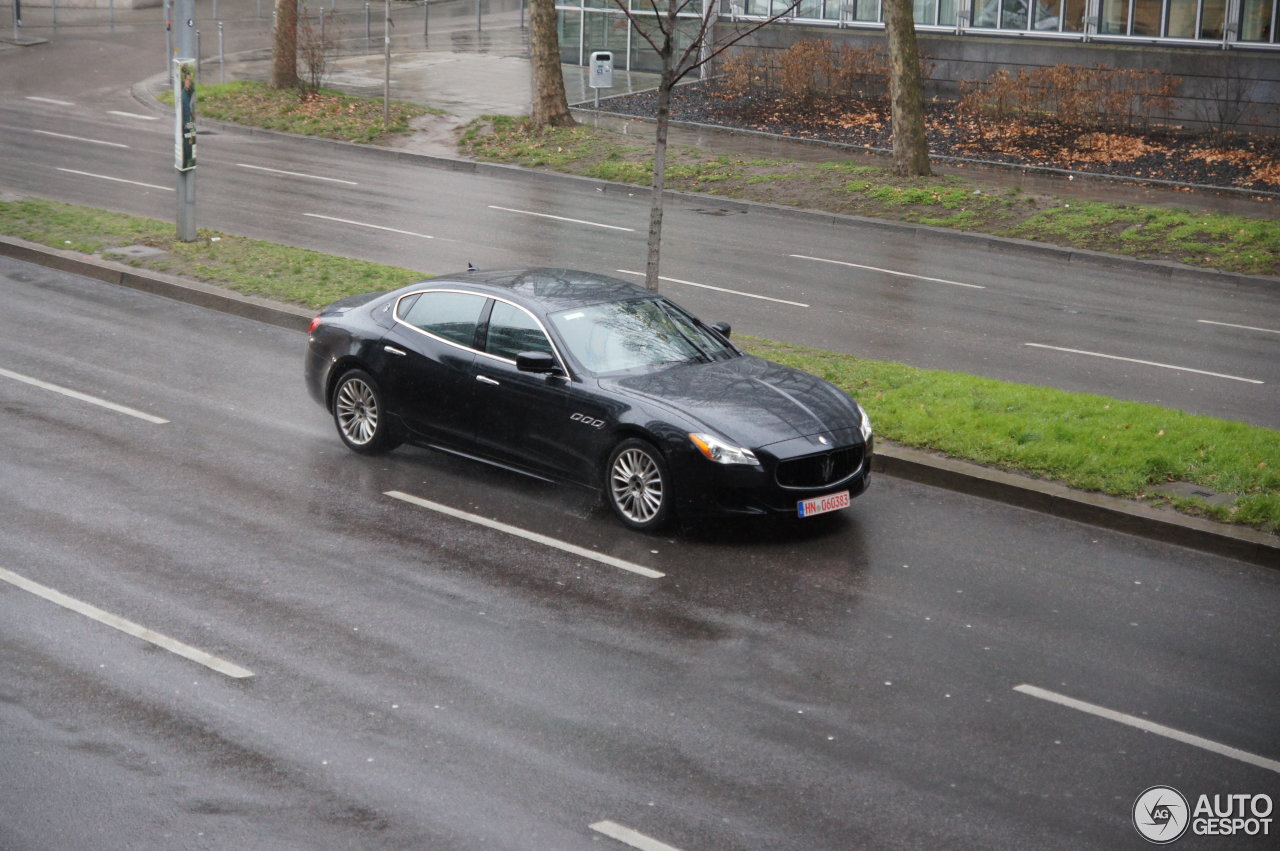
[484,300,554,361]
[397,291,488,348]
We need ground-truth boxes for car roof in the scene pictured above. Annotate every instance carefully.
[415,268,657,312]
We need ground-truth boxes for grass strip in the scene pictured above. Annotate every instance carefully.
[459,117,1280,277]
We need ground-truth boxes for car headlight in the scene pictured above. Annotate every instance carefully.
[857,404,873,443]
[689,433,759,466]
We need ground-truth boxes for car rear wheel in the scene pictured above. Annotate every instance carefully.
[606,439,671,531]
[332,369,398,455]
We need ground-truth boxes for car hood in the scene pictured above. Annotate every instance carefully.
[604,355,862,450]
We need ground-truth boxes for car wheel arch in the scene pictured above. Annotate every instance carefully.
[326,357,372,412]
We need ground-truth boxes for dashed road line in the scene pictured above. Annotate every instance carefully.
[590,820,684,851]
[790,254,986,289]
[1015,684,1280,774]
[1025,343,1264,384]
[236,163,359,185]
[1198,319,1280,335]
[0,366,169,423]
[304,213,434,239]
[384,491,665,579]
[0,566,253,679]
[616,269,808,307]
[488,205,635,232]
[32,130,128,148]
[55,168,171,192]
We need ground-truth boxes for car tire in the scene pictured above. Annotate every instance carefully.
[606,438,672,531]
[332,369,399,455]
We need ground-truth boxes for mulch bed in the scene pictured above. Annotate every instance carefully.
[598,84,1280,195]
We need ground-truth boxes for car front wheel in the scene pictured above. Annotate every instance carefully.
[606,438,672,531]
[332,369,398,455]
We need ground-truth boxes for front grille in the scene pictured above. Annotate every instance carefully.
[776,446,863,489]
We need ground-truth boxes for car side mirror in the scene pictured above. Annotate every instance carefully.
[516,351,563,375]
[711,321,732,339]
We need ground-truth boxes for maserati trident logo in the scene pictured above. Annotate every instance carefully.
[819,453,836,483]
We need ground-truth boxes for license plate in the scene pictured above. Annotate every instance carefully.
[797,490,850,518]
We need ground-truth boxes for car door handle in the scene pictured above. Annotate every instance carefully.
[384,345,407,357]
[476,375,500,386]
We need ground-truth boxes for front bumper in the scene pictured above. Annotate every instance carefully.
[671,435,873,519]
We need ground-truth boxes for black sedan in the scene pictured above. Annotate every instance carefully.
[304,268,873,530]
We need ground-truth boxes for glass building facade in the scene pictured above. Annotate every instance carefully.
[556,0,1278,68]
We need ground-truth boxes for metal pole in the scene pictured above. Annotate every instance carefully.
[175,0,197,242]
[423,0,428,39]
[365,2,371,44]
[384,0,391,125]
[218,21,224,83]
[476,0,481,30]
[110,0,115,32]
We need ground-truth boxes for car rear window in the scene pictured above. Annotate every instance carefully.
[397,291,488,348]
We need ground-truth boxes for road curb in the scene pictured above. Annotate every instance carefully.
[2,235,1276,567]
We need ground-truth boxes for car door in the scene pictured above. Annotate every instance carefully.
[469,299,615,484]
[379,290,485,448]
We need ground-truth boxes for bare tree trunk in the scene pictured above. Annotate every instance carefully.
[529,0,575,128]
[882,0,931,177]
[644,54,676,292]
[271,0,300,89]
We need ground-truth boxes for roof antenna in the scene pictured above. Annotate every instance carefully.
[467,262,477,272]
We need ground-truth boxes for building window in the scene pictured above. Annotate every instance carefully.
[1200,0,1226,36]
[1240,0,1276,40]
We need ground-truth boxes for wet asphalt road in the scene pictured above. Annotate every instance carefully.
[2,7,1279,848]
[1,258,1278,849]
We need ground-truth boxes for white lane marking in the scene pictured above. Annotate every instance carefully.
[0,566,253,679]
[789,254,986,289]
[0,366,169,423]
[1025,343,1264,384]
[615,269,809,308]
[1198,319,1280,335]
[590,821,684,851]
[236,163,359,185]
[488,205,635,232]
[55,167,172,192]
[1015,685,1280,773]
[26,96,75,106]
[384,491,665,579]
[32,129,130,148]
[107,110,160,121]
[303,213,433,239]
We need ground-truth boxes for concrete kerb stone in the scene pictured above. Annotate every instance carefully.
[1,233,1276,568]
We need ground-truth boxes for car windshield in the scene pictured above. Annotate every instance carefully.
[549,297,736,374]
